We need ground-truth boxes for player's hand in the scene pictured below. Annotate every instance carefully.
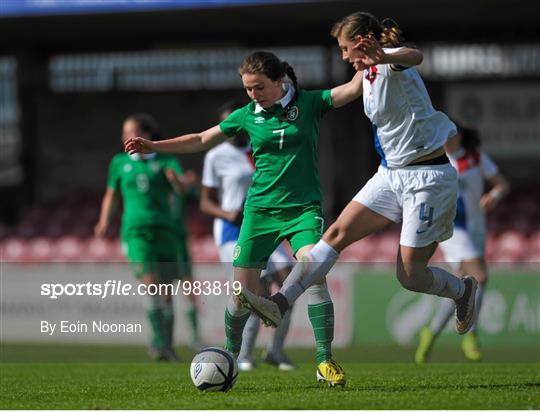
[94,221,108,238]
[353,36,386,68]
[124,137,156,155]
[480,193,498,212]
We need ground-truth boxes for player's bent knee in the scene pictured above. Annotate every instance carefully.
[396,268,423,292]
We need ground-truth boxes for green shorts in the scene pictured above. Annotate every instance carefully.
[122,226,184,282]
[233,203,324,269]
[177,235,193,278]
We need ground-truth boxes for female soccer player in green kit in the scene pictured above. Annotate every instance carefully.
[125,52,363,386]
[95,113,201,361]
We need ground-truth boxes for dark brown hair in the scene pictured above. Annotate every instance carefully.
[331,12,405,48]
[125,113,161,141]
[238,51,298,92]
[457,122,481,151]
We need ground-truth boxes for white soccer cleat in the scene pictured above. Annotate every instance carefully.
[237,358,256,371]
[234,288,282,328]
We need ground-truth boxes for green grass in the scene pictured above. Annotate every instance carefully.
[1,362,538,409]
[1,343,539,410]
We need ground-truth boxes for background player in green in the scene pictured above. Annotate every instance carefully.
[95,113,201,361]
[169,167,204,351]
[125,51,363,386]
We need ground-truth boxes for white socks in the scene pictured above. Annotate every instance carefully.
[426,266,465,300]
[281,240,339,305]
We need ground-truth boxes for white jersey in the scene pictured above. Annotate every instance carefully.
[202,141,254,247]
[449,148,498,233]
[363,47,457,168]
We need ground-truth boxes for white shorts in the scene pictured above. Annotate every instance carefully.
[353,163,458,248]
[439,226,485,268]
[219,241,293,278]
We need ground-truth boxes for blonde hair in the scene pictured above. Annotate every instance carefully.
[331,12,405,48]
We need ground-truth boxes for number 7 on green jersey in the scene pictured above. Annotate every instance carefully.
[273,129,285,149]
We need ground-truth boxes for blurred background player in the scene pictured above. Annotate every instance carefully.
[95,113,201,361]
[415,123,510,363]
[200,100,296,371]
[125,51,365,386]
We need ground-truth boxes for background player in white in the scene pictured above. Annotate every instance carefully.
[415,123,509,363]
[238,12,478,336]
[200,100,295,371]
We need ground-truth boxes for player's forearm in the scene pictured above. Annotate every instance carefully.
[384,48,423,67]
[153,134,212,154]
[200,198,232,221]
[98,189,117,225]
[490,175,510,201]
[331,71,363,108]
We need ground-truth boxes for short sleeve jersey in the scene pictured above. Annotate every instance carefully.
[364,47,457,168]
[219,89,333,209]
[107,153,182,234]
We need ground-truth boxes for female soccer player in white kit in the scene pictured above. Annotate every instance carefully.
[238,12,478,336]
[200,100,295,371]
[415,123,509,363]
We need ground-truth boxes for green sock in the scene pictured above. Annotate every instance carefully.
[162,303,174,348]
[146,308,166,348]
[186,306,199,343]
[308,301,334,364]
[224,308,250,355]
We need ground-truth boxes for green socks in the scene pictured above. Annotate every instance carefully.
[308,301,334,364]
[224,308,250,355]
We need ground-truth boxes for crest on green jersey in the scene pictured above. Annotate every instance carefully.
[286,106,299,121]
[233,245,241,260]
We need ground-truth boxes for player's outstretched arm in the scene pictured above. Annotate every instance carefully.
[330,70,363,108]
[125,125,228,155]
[354,37,423,69]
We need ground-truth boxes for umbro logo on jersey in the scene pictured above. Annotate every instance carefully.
[123,164,133,172]
[254,116,265,124]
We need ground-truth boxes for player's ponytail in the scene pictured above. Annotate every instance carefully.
[380,18,405,47]
[282,61,298,92]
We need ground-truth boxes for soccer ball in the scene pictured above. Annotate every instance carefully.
[190,347,238,392]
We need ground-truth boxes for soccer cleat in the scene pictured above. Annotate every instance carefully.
[147,345,162,361]
[148,346,180,362]
[160,347,181,363]
[462,333,482,361]
[455,276,479,335]
[237,358,256,371]
[415,326,435,364]
[234,288,282,328]
[316,359,346,387]
[262,351,296,371]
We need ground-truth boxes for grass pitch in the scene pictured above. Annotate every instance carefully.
[1,353,538,409]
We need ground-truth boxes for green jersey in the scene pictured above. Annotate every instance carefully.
[107,153,182,235]
[219,89,333,209]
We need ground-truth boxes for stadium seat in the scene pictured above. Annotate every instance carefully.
[28,237,56,261]
[55,235,84,262]
[1,237,27,262]
[490,230,527,262]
